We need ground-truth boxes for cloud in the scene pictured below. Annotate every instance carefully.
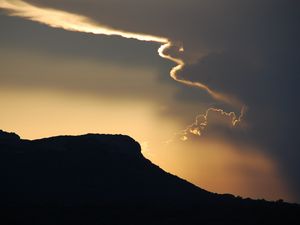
[0,0,167,42]
[182,107,246,139]
[0,0,237,108]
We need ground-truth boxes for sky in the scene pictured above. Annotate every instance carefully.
[0,0,299,202]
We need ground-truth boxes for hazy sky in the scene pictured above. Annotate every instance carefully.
[0,0,299,202]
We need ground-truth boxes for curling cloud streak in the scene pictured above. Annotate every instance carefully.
[0,0,167,43]
[0,0,244,137]
[158,43,242,108]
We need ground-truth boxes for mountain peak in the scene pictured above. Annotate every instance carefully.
[0,131,207,207]
[0,129,20,142]
[34,133,143,157]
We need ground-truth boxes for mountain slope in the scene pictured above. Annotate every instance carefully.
[0,130,299,225]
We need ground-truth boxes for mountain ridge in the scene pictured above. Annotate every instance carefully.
[0,129,299,225]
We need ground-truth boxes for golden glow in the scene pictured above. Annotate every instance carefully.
[0,48,180,144]
[0,88,179,144]
[147,138,292,201]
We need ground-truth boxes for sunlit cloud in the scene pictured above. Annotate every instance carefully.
[0,0,167,43]
[182,106,247,140]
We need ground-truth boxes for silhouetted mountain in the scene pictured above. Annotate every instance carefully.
[0,130,299,225]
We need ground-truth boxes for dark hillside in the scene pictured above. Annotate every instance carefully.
[0,130,299,225]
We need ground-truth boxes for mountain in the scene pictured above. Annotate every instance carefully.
[0,130,299,225]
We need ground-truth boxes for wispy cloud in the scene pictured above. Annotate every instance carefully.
[0,0,167,42]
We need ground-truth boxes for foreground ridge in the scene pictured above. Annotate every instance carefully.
[0,130,299,225]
